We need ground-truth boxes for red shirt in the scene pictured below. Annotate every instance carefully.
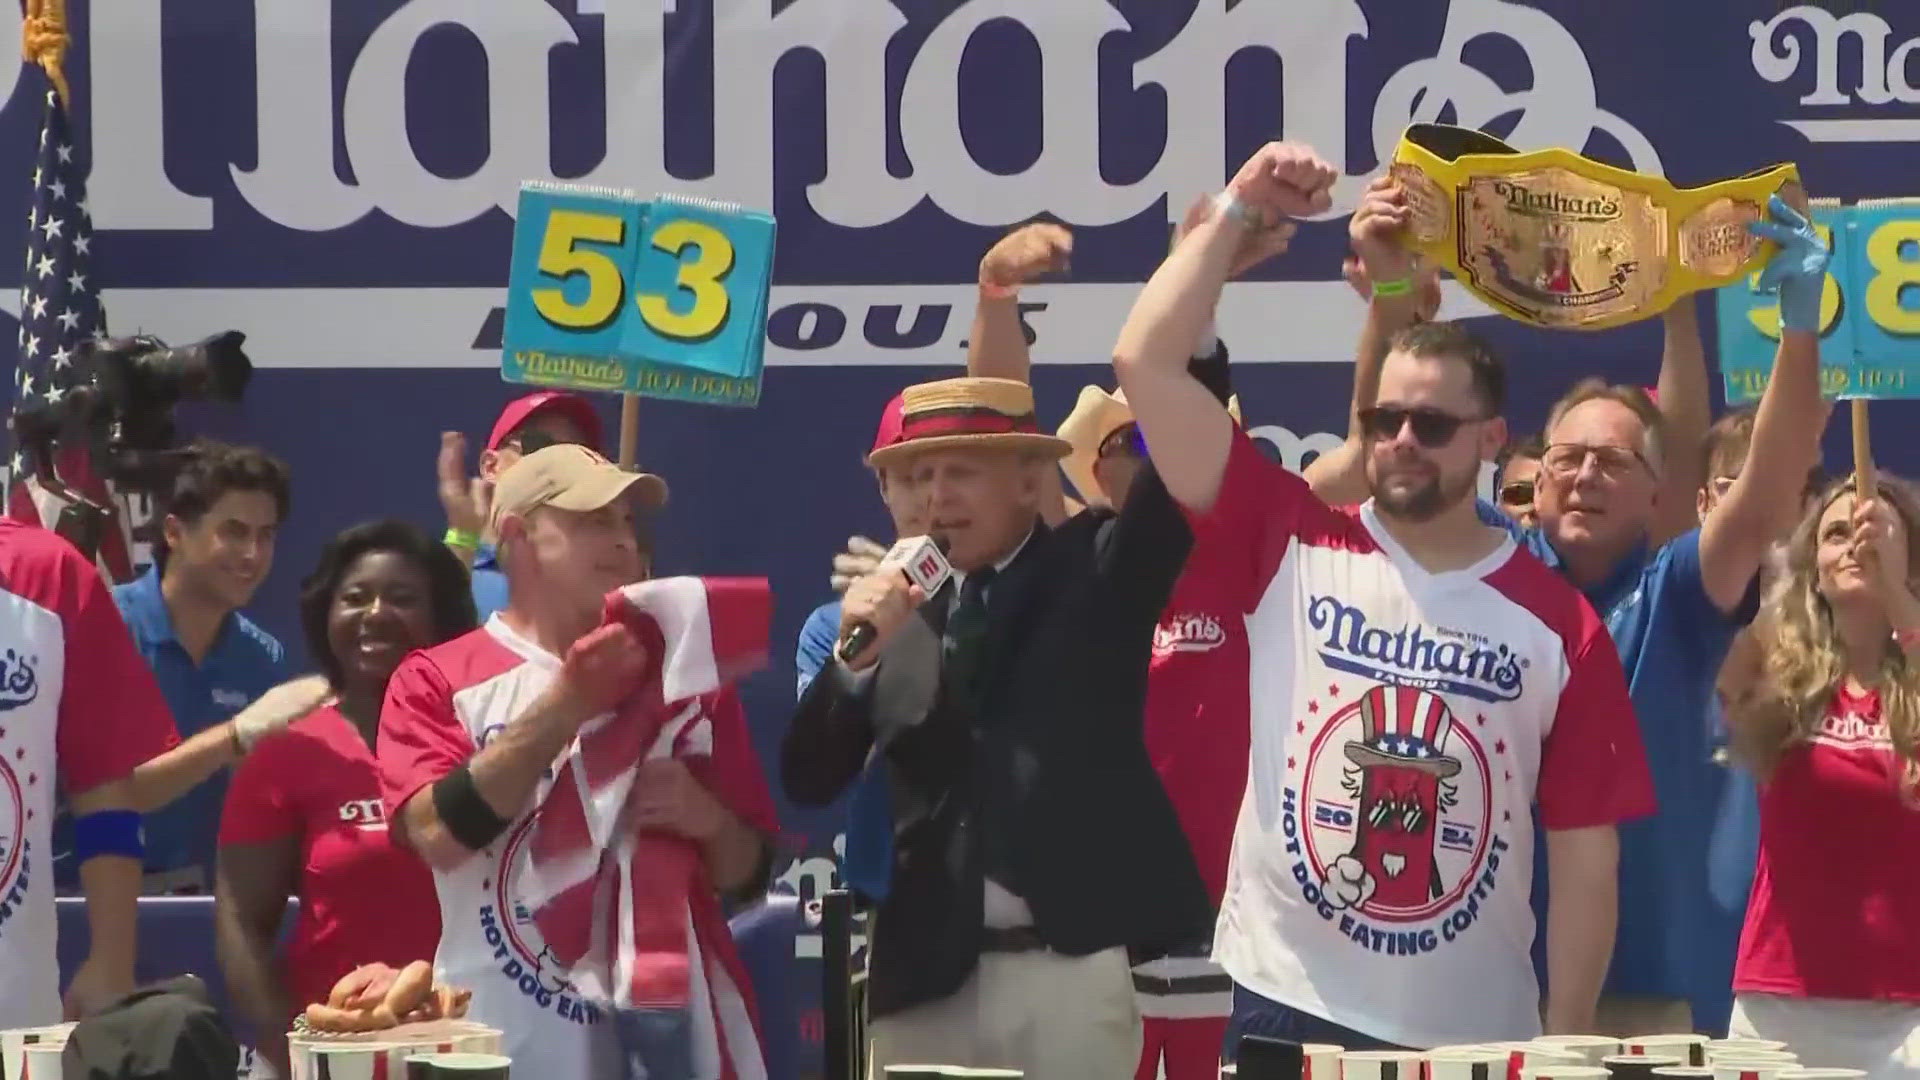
[1735,684,1920,1002]
[1145,540,1251,906]
[219,705,441,1017]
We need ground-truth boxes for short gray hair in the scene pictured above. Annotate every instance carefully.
[1545,379,1664,473]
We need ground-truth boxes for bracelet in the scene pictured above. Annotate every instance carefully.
[229,721,246,759]
[1212,190,1258,227]
[443,527,480,549]
[1370,276,1415,298]
[978,279,1019,301]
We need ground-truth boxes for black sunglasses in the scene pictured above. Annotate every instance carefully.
[1357,406,1482,449]
[1499,480,1535,505]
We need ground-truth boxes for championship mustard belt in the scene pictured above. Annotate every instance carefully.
[1390,124,1803,331]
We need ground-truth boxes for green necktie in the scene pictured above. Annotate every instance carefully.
[944,566,996,704]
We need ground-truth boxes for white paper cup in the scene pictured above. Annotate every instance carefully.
[1709,1054,1797,1068]
[1650,1070,1715,1080]
[1711,1063,1787,1080]
[1427,1050,1510,1080]
[1776,1071,1867,1080]
[308,1044,409,1080]
[17,1045,63,1080]
[1707,1042,1787,1056]
[1520,1067,1611,1080]
[1305,1044,1344,1080]
[1623,1037,1710,1068]
[1534,1038,1624,1067]
[404,1054,510,1080]
[1343,1050,1428,1080]
[1,1028,73,1080]
[1484,1042,1586,1080]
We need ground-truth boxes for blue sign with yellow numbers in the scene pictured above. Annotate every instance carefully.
[501,183,775,407]
[1716,199,1920,403]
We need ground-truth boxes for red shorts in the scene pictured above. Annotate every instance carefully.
[1136,1015,1228,1080]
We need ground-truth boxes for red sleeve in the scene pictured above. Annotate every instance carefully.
[701,687,779,837]
[1181,431,1354,613]
[219,734,300,847]
[1537,615,1657,830]
[52,546,179,794]
[376,653,473,822]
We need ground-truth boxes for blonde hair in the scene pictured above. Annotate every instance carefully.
[1732,475,1920,793]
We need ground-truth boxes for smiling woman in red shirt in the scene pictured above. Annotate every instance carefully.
[1728,476,1920,1080]
[214,520,478,1078]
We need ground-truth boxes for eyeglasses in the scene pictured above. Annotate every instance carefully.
[1098,423,1146,459]
[1541,443,1653,480]
[1498,480,1535,506]
[1357,406,1482,449]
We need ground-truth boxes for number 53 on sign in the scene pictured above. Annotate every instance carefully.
[1715,198,1920,403]
[501,183,776,408]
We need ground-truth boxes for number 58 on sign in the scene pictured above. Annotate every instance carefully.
[501,183,775,407]
[1715,198,1920,403]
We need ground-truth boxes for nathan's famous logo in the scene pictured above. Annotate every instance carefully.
[1306,597,1525,703]
[0,649,40,713]
[1489,180,1621,223]
[470,818,604,1029]
[1155,612,1228,656]
[513,351,626,391]
[1283,684,1510,955]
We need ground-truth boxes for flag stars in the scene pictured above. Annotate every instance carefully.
[56,309,79,331]
[67,271,85,292]
[39,215,62,240]
[51,346,72,369]
[47,179,66,201]
[28,296,47,319]
[34,255,54,279]
[56,143,73,164]
[22,339,39,362]
[73,235,90,255]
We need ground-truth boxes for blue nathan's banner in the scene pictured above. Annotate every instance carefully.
[1716,197,1920,402]
[1,0,1917,1064]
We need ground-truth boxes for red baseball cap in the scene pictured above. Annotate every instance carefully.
[486,391,604,453]
[869,392,906,456]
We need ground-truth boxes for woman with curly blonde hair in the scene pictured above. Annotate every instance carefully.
[1726,474,1920,1079]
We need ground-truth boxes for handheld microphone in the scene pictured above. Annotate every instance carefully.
[836,535,953,663]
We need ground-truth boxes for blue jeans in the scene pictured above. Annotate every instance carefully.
[1221,984,1408,1060]
[616,1006,695,1080]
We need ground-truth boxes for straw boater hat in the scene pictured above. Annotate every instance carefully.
[866,377,1070,468]
[1056,386,1242,509]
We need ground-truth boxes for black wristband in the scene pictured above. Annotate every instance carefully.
[1187,338,1233,409]
[432,763,513,851]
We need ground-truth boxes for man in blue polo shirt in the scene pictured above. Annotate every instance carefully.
[794,391,924,904]
[80,440,292,894]
[439,390,607,621]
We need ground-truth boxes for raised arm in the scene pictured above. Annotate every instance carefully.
[967,223,1069,385]
[1114,142,1333,511]
[1699,196,1832,613]
[1304,177,1440,504]
[1651,297,1712,543]
[129,675,332,811]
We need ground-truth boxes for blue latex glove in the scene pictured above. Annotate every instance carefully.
[1748,193,1831,334]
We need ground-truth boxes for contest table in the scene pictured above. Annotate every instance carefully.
[49,894,805,1078]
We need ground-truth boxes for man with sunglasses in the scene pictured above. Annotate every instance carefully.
[1114,141,1654,1053]
[1495,436,1546,528]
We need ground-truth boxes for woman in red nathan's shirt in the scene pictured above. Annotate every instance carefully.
[1728,476,1920,1080]
[214,520,478,1078]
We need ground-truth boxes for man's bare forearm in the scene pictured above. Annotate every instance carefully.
[1544,825,1618,1034]
[1115,213,1243,381]
[401,691,583,869]
[129,722,242,812]
[967,291,1032,383]
[69,778,140,977]
[1305,296,1419,504]
[1653,298,1711,543]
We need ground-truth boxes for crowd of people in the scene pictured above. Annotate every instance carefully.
[4,139,1914,1080]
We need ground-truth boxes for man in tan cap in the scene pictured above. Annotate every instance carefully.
[378,446,776,1075]
[783,375,1214,1078]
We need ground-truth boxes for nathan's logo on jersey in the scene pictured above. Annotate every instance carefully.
[1282,685,1512,956]
[338,799,387,829]
[0,649,40,712]
[1154,612,1228,656]
[1306,597,1525,703]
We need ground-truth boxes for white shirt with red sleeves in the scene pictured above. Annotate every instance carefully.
[377,614,776,1080]
[1191,434,1654,1048]
[0,521,178,1028]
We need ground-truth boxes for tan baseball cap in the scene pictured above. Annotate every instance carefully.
[488,443,668,532]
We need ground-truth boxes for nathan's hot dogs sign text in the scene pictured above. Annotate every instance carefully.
[501,184,776,407]
[1716,199,1920,403]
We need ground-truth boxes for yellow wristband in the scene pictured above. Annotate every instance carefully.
[444,527,480,549]
[1371,276,1414,298]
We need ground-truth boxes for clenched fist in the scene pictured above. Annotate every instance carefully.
[979,222,1072,291]
[552,622,651,722]
[1227,142,1338,221]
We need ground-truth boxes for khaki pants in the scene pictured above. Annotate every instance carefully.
[868,947,1141,1079]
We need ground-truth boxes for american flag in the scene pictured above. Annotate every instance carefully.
[6,81,136,581]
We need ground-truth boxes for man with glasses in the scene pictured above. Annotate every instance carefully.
[1114,142,1654,1052]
